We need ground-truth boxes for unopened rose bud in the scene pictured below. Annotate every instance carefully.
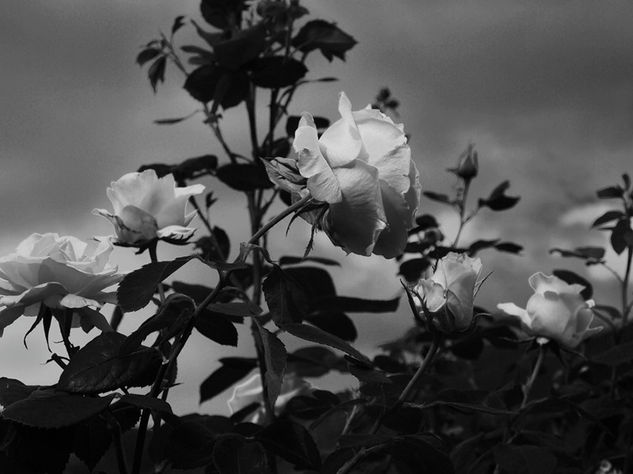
[449,145,479,181]
[415,252,483,332]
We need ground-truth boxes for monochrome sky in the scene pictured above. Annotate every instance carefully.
[1,0,632,413]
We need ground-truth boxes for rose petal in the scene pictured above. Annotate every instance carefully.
[528,272,585,296]
[497,302,531,328]
[294,114,343,203]
[354,108,407,166]
[156,225,197,241]
[372,182,411,258]
[417,279,446,312]
[526,292,572,339]
[326,162,387,255]
[318,92,364,167]
[106,170,158,215]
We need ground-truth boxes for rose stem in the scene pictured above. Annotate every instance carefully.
[148,241,165,304]
[248,194,313,245]
[370,336,440,434]
[520,344,545,409]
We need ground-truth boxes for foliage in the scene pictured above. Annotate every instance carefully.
[1,2,632,474]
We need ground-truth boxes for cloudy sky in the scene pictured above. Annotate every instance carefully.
[1,0,632,414]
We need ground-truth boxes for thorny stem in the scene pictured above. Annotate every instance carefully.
[336,445,386,474]
[621,247,632,327]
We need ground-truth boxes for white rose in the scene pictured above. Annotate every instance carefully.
[497,272,602,348]
[227,372,312,424]
[269,92,420,258]
[415,252,483,331]
[0,233,123,336]
[93,169,205,246]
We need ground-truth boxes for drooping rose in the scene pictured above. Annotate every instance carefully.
[93,169,205,246]
[415,252,483,332]
[497,272,602,348]
[228,372,312,424]
[265,92,421,258]
[0,233,123,336]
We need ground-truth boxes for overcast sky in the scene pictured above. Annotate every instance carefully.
[1,0,632,414]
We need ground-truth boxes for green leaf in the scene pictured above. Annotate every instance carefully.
[148,56,167,93]
[597,185,623,199]
[263,266,311,325]
[257,419,321,470]
[2,390,114,428]
[216,163,273,191]
[117,256,197,311]
[591,341,633,367]
[423,191,452,205]
[57,332,161,393]
[592,210,624,227]
[478,180,520,211]
[278,255,340,267]
[200,357,258,403]
[136,48,162,66]
[213,24,266,70]
[73,416,112,471]
[212,436,268,473]
[122,293,195,354]
[292,20,357,61]
[611,218,633,254]
[119,394,174,419]
[493,445,557,474]
[251,56,308,88]
[305,310,357,341]
[0,378,37,406]
[200,0,248,30]
[315,295,400,313]
[257,326,287,412]
[184,64,249,109]
[281,323,371,364]
[194,311,238,346]
[552,269,593,299]
[390,436,455,474]
[550,246,605,262]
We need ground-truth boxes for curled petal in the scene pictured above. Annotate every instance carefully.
[294,114,342,203]
[156,225,197,241]
[528,272,584,296]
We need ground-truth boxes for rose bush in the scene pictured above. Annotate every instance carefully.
[497,272,602,347]
[267,92,420,258]
[0,233,122,335]
[227,373,312,424]
[415,252,483,332]
[93,169,205,246]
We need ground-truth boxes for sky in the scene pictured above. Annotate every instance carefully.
[1,0,632,414]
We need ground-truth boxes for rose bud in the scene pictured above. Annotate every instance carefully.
[415,252,483,332]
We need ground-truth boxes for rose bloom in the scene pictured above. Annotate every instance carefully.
[267,92,420,258]
[415,252,483,332]
[497,272,602,348]
[93,169,205,246]
[228,373,312,424]
[0,233,123,336]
